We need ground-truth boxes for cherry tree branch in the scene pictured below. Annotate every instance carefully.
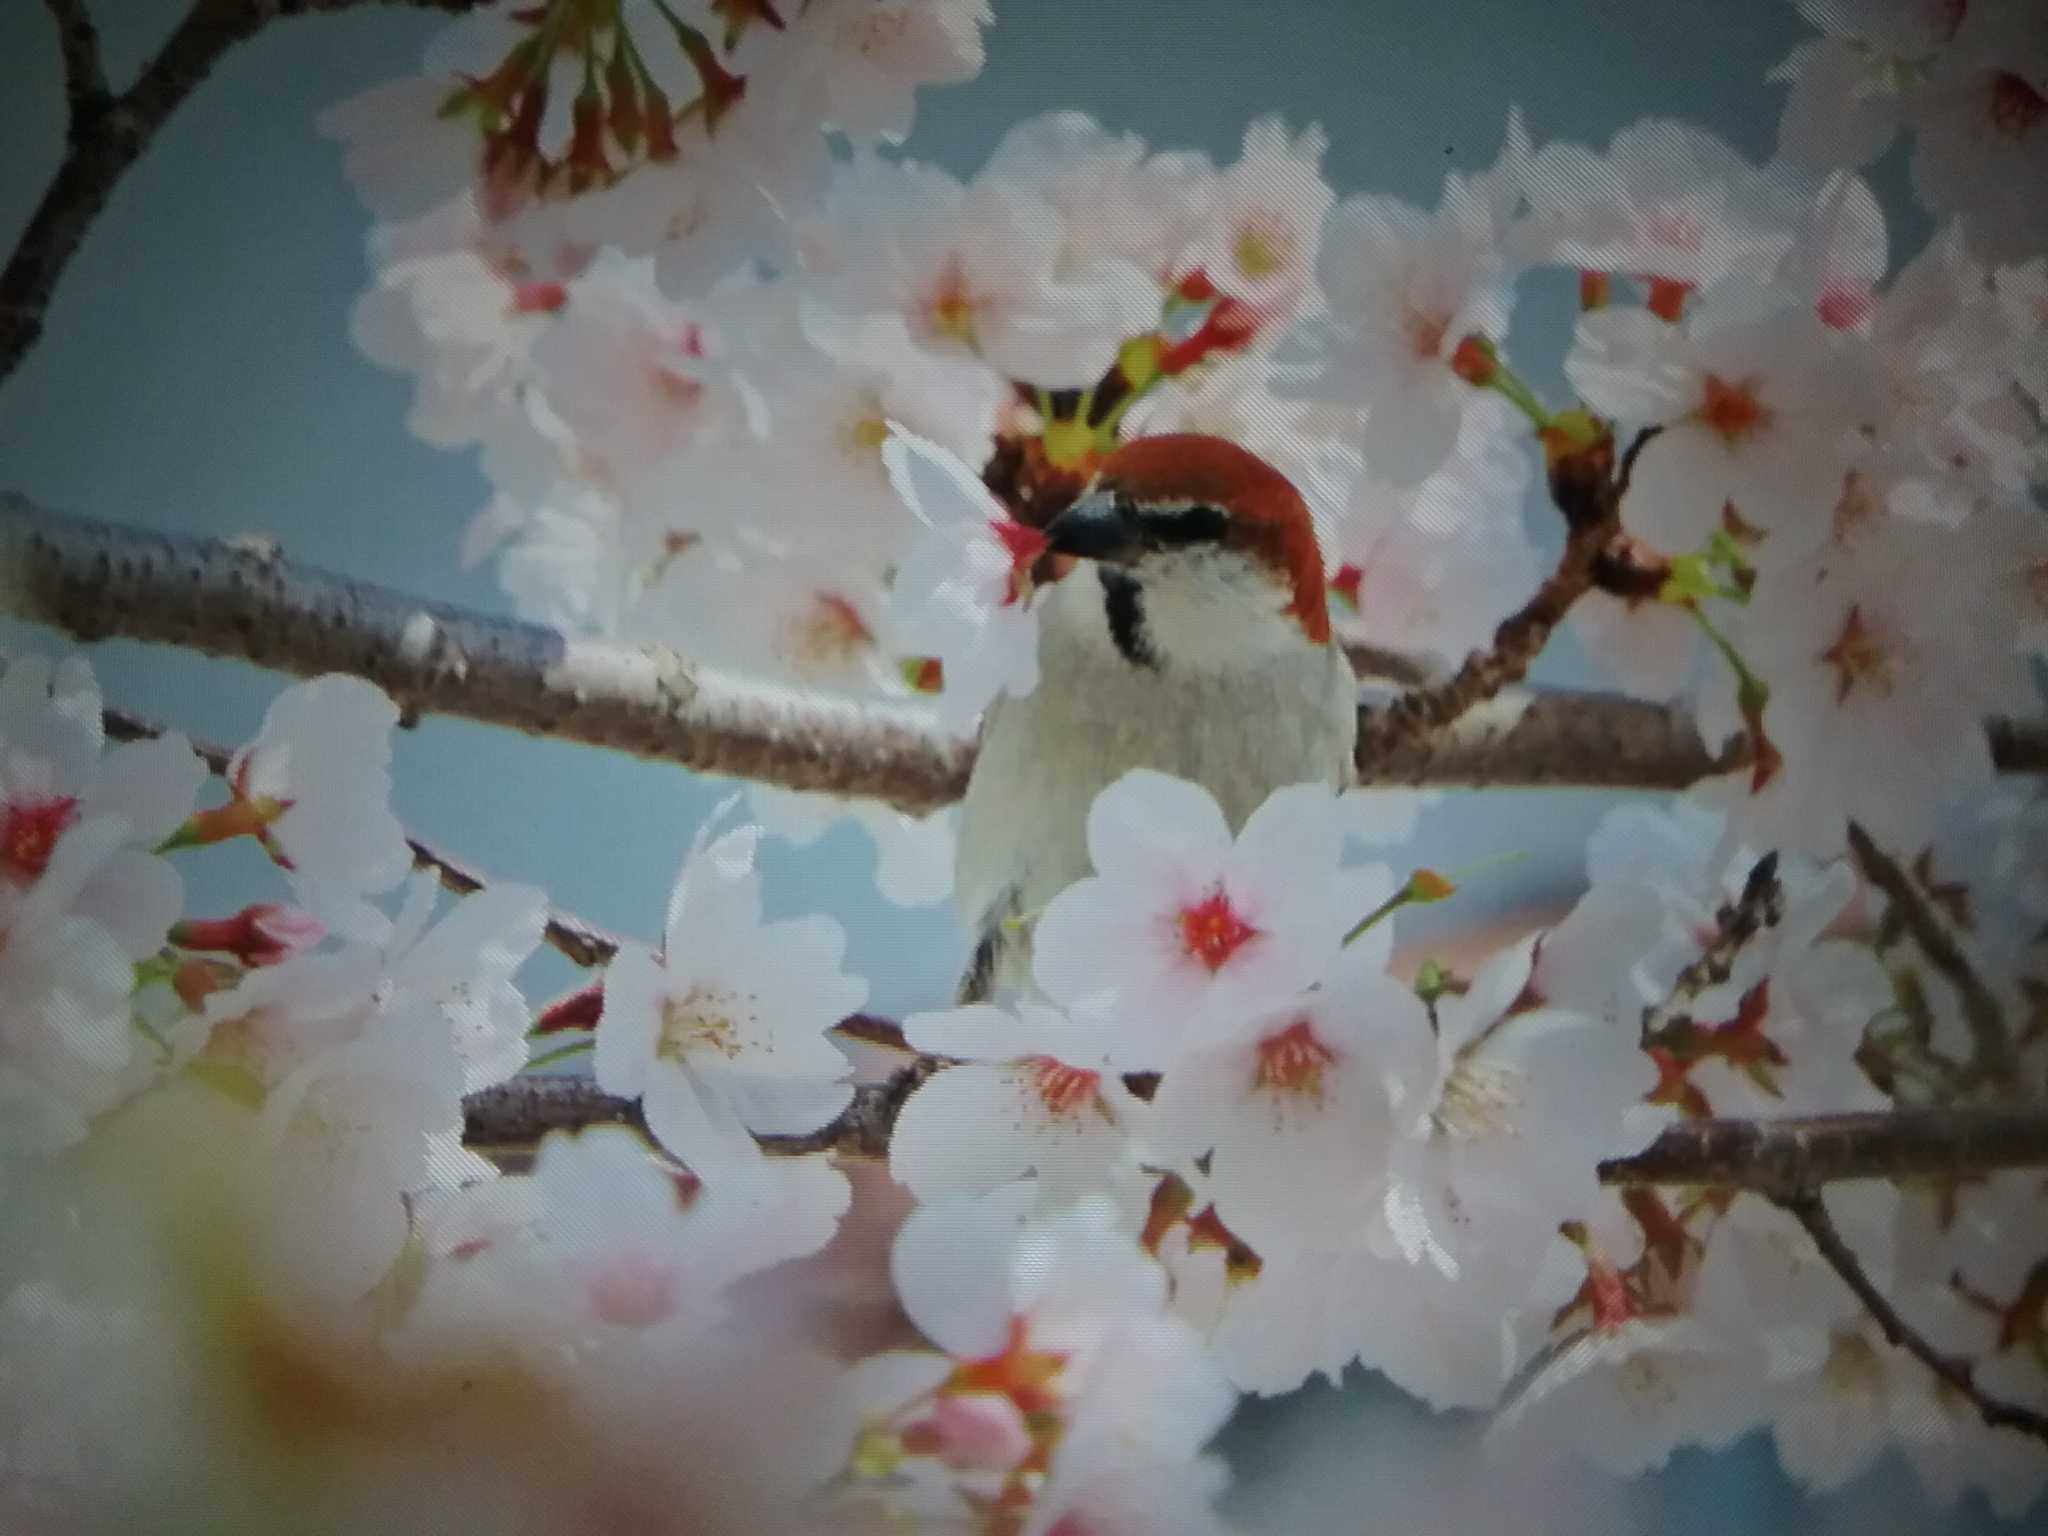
[1355,424,1649,761]
[44,0,110,114]
[1846,820,2017,1090]
[1776,1188,2048,1445]
[3,0,486,386]
[89,691,631,969]
[8,498,2042,805]
[1597,1108,2048,1195]
[1,496,980,812]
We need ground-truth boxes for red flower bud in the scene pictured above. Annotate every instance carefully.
[533,981,605,1036]
[171,904,326,967]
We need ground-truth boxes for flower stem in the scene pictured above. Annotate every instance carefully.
[525,1037,596,1072]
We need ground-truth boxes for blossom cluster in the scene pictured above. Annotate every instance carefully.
[0,660,868,1532]
[838,765,2048,1526]
[325,0,2045,905]
[34,0,2032,1524]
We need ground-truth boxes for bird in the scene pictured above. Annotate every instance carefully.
[953,432,1360,1003]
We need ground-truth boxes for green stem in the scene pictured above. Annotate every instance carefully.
[1093,381,1158,445]
[1485,362,1553,431]
[525,1037,596,1072]
[1686,603,1769,716]
[131,1011,174,1064]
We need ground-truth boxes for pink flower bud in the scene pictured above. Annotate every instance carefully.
[907,1392,1033,1474]
[170,904,325,967]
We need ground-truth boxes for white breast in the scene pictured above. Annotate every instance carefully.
[954,567,1359,996]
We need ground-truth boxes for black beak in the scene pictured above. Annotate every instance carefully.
[1043,490,1141,565]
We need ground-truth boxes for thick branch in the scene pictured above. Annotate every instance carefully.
[1597,1108,2048,1197]
[1364,686,1746,789]
[3,0,485,386]
[464,1067,2048,1197]
[1777,1189,2048,1445]
[1847,820,2016,1090]
[463,1069,931,1165]
[2,497,978,813]
[10,499,2040,802]
[91,693,630,970]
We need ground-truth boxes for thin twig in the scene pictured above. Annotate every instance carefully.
[1355,426,1630,759]
[1776,1189,2048,1445]
[94,696,631,971]
[44,0,109,115]
[1343,640,1438,690]
[1846,820,2016,1090]
[3,0,486,385]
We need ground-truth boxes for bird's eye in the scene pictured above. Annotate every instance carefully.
[1136,502,1230,546]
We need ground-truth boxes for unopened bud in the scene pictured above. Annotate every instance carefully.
[1448,333,1498,386]
[171,904,325,967]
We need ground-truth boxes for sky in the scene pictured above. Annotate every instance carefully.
[0,0,2012,1530]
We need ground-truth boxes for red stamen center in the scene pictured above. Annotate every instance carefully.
[948,1317,1069,1417]
[1815,283,1873,331]
[1,795,77,883]
[1026,1056,1101,1117]
[1697,373,1772,445]
[1177,888,1259,972]
[1820,604,1894,702]
[1253,1019,1336,1097]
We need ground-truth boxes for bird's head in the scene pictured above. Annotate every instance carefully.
[1041,433,1330,669]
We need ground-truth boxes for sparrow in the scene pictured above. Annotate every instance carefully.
[953,432,1359,1001]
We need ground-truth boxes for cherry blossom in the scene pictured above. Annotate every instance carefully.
[801,154,1158,387]
[196,675,414,943]
[525,255,748,519]
[400,1125,849,1368]
[977,112,1212,283]
[1906,1,2048,263]
[1851,223,2034,527]
[1290,168,1515,486]
[1356,937,1662,1408]
[890,1001,1146,1209]
[726,301,1009,565]
[0,821,137,1161]
[595,818,865,1174]
[1031,772,1372,1073]
[1771,171,1889,335]
[191,869,546,1104]
[851,1189,1237,1532]
[2,683,194,962]
[1716,515,2038,857]
[882,427,1051,729]
[1143,936,1434,1258]
[1490,1310,1768,1475]
[318,77,487,226]
[783,0,993,146]
[1171,118,1335,339]
[1519,119,1798,304]
[1565,285,1869,557]
[1324,397,1542,667]
[1771,0,1969,172]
